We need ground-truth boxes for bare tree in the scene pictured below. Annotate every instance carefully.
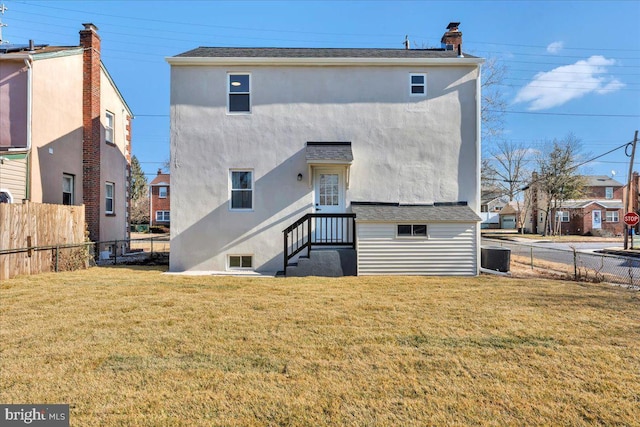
[536,133,585,236]
[489,140,531,201]
[481,57,507,142]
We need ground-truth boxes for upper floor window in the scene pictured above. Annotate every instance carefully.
[605,187,613,199]
[63,174,74,205]
[228,74,251,113]
[410,73,426,96]
[159,186,167,198]
[105,111,115,144]
[230,170,253,210]
[105,182,115,215]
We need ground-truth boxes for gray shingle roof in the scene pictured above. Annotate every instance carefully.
[174,47,477,59]
[562,199,624,209]
[582,175,624,187]
[306,142,353,163]
[351,203,481,222]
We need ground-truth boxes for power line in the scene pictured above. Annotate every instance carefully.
[487,109,640,118]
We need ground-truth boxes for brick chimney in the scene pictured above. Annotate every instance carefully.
[80,23,102,243]
[441,22,462,51]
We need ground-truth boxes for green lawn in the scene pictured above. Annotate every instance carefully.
[1,267,638,426]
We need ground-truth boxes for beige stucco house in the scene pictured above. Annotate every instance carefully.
[167,23,482,276]
[0,24,132,252]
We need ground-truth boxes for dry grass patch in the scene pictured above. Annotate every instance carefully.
[1,267,639,426]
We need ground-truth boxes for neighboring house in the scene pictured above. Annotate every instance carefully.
[149,169,170,228]
[167,22,482,276]
[480,187,508,229]
[498,201,527,230]
[0,24,133,253]
[528,175,624,235]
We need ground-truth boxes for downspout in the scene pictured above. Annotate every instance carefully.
[24,56,33,200]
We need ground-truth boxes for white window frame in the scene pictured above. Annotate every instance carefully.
[105,111,115,144]
[227,73,251,114]
[606,210,619,222]
[396,224,428,238]
[105,182,115,215]
[409,73,427,97]
[159,186,167,199]
[229,169,254,211]
[557,211,569,222]
[605,187,613,199]
[155,210,170,222]
[228,254,253,270]
[62,173,74,205]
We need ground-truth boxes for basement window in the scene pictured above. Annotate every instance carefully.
[397,224,427,237]
[228,255,253,269]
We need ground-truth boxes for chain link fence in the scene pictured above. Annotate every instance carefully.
[485,239,640,289]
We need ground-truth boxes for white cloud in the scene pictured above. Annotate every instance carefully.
[547,41,564,54]
[513,55,625,111]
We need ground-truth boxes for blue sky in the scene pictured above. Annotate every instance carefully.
[2,0,639,184]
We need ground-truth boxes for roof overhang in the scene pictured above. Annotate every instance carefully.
[305,142,353,188]
[166,56,484,67]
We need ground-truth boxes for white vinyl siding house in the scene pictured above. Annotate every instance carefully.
[0,154,28,202]
[353,203,480,276]
[357,222,478,275]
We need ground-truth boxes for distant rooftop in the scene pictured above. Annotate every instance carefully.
[582,175,624,187]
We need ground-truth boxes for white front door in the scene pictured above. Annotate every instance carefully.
[592,210,602,229]
[314,168,346,242]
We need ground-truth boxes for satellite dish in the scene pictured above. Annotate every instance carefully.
[611,170,617,177]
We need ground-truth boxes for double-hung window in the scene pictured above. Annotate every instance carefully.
[159,186,167,198]
[105,182,115,215]
[228,74,251,113]
[105,111,115,144]
[410,73,427,96]
[230,170,253,210]
[397,224,427,237]
[63,174,74,205]
[605,187,613,199]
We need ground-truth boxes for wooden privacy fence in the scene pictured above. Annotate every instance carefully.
[0,202,87,280]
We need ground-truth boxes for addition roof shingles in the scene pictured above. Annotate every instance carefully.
[306,142,353,163]
[174,47,477,59]
[351,203,481,222]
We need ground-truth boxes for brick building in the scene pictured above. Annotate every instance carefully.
[149,170,170,228]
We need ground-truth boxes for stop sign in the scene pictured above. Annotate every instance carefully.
[624,212,640,226]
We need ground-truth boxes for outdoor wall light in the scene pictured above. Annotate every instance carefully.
[297,173,303,181]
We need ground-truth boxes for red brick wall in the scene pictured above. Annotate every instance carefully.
[585,185,623,199]
[80,24,101,243]
[151,185,170,226]
[560,205,624,236]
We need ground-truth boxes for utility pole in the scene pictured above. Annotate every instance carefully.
[624,130,638,250]
[0,4,8,45]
